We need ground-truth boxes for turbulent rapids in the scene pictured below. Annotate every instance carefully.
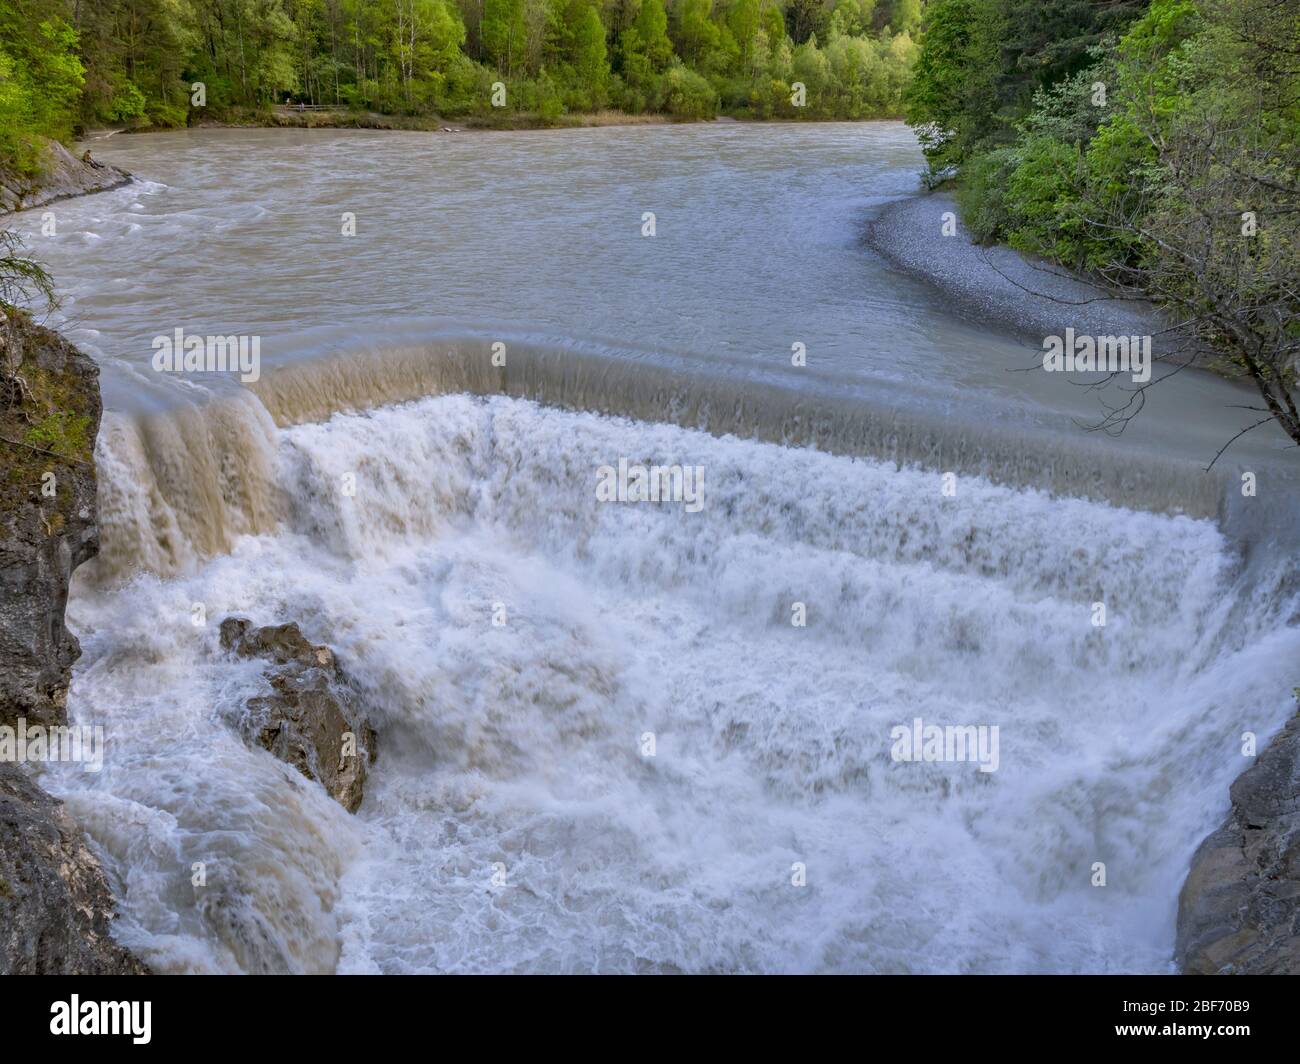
[48,368,1300,973]
[19,123,1300,974]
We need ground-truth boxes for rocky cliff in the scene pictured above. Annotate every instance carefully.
[0,313,99,727]
[0,310,146,974]
[1177,712,1300,974]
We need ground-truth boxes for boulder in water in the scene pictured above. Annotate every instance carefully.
[219,618,378,813]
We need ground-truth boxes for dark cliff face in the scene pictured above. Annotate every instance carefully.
[0,312,147,974]
[1177,712,1300,974]
[0,312,100,728]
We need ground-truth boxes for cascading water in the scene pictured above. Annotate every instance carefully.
[81,335,1235,587]
[45,385,1300,973]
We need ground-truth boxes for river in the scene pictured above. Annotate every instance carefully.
[14,122,1300,973]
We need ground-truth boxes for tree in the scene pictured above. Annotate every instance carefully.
[905,0,1147,171]
[728,0,760,64]
[785,0,828,44]
[568,1,609,103]
[890,0,920,35]
[481,0,527,72]
[0,6,84,156]
[0,0,919,148]
[675,0,720,65]
[903,0,1003,167]
[948,0,1300,457]
[0,228,56,414]
[1075,0,1300,453]
[633,0,673,68]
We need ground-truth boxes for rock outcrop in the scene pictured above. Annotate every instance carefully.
[0,312,147,974]
[219,618,378,812]
[0,763,148,974]
[1176,712,1300,974]
[0,312,100,728]
[0,139,131,215]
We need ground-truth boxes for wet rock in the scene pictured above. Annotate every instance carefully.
[219,618,377,812]
[0,140,131,215]
[0,764,148,973]
[1177,712,1300,974]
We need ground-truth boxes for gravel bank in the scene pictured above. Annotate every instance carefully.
[864,191,1190,360]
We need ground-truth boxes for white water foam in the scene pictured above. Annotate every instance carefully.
[47,393,1300,973]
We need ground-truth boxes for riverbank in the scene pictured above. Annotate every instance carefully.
[863,191,1217,370]
[103,106,679,138]
[99,107,905,139]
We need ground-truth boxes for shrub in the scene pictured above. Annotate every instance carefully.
[655,64,718,119]
[953,147,1020,243]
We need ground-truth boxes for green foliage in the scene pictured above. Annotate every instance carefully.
[106,80,148,123]
[482,0,528,74]
[619,0,676,106]
[675,0,722,66]
[906,0,1147,172]
[1001,134,1089,262]
[890,0,921,35]
[24,410,91,458]
[952,147,1019,243]
[0,50,35,170]
[985,0,1201,269]
[20,19,85,137]
[0,6,85,170]
[632,0,675,71]
[728,0,762,64]
[0,230,55,310]
[564,2,609,107]
[904,0,1001,167]
[655,63,718,118]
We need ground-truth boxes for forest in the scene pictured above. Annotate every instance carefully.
[0,0,921,159]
